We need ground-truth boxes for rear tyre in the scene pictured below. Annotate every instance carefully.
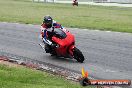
[73,47,84,63]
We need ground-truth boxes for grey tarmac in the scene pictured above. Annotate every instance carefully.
[0,22,132,82]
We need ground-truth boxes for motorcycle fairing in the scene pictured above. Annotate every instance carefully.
[52,31,75,56]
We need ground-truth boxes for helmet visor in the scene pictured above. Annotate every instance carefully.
[44,18,52,23]
[44,20,52,28]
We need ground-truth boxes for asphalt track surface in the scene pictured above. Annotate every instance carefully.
[35,0,132,7]
[0,22,132,81]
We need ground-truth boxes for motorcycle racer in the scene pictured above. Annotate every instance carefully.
[40,15,65,53]
[73,0,78,6]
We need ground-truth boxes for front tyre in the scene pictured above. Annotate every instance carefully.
[73,47,84,63]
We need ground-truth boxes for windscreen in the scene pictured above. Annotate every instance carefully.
[54,28,67,39]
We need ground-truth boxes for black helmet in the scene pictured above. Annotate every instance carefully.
[43,16,53,28]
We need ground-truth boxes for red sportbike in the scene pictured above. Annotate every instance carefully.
[42,28,84,63]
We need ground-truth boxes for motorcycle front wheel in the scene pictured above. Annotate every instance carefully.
[73,47,84,63]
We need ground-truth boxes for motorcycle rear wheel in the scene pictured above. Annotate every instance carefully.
[73,47,84,63]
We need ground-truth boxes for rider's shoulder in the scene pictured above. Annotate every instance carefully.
[53,20,57,23]
[53,20,60,25]
[41,23,47,28]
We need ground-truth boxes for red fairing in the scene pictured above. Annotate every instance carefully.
[52,32,75,57]
[68,45,75,56]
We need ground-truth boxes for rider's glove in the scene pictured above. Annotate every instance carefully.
[51,44,57,48]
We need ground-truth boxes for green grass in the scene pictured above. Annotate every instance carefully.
[0,64,93,88]
[0,0,132,33]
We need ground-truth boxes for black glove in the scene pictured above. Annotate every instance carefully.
[51,44,57,48]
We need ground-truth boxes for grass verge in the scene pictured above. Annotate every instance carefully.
[0,0,132,33]
[0,62,94,88]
